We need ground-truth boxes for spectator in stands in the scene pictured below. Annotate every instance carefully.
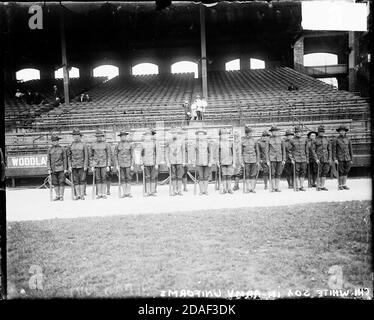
[84,93,91,102]
[25,90,34,104]
[79,93,91,102]
[33,92,45,105]
[15,89,24,101]
[182,100,192,125]
[53,85,62,105]
[191,95,202,121]
[288,83,299,91]
[199,97,207,121]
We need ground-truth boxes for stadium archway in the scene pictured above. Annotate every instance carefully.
[132,63,159,76]
[54,67,80,79]
[225,59,240,71]
[93,65,119,80]
[250,58,265,69]
[16,68,41,82]
[171,61,198,78]
[304,53,338,66]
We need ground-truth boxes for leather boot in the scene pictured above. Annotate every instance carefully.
[53,186,60,201]
[101,184,107,199]
[203,181,208,195]
[127,183,132,197]
[227,177,233,194]
[299,177,306,191]
[183,177,188,191]
[342,176,349,189]
[177,180,183,195]
[151,181,157,196]
[320,177,328,191]
[244,179,250,193]
[249,179,256,193]
[74,185,80,200]
[80,184,85,200]
[274,178,281,192]
[60,185,65,200]
[198,181,204,195]
[171,180,177,196]
[233,177,240,191]
[264,176,268,190]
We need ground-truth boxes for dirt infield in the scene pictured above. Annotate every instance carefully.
[7,200,372,299]
[6,178,371,221]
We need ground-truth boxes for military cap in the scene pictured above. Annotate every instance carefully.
[71,128,82,136]
[317,125,325,133]
[285,130,294,136]
[307,130,318,137]
[262,130,271,137]
[294,126,302,133]
[269,125,280,132]
[195,129,207,135]
[151,129,157,136]
[51,134,61,141]
[94,129,105,137]
[118,131,130,137]
[336,125,349,132]
[244,125,253,133]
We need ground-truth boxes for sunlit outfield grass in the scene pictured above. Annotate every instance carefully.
[7,201,372,299]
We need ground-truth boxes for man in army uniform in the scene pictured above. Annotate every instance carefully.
[314,125,331,191]
[333,125,354,190]
[307,130,318,187]
[166,128,186,196]
[90,129,112,199]
[47,134,68,201]
[289,126,316,191]
[268,126,286,192]
[67,128,89,200]
[240,125,260,193]
[218,128,236,194]
[0,147,5,188]
[114,131,134,198]
[257,131,270,189]
[140,129,158,196]
[233,131,243,191]
[283,130,294,189]
[195,129,213,195]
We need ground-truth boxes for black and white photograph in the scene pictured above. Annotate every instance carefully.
[0,0,372,307]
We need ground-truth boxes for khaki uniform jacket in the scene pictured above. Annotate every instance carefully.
[284,139,293,162]
[67,141,89,169]
[90,142,112,168]
[332,136,353,161]
[219,139,235,165]
[166,139,186,165]
[268,136,286,162]
[195,139,213,166]
[47,145,67,172]
[114,141,134,168]
[289,136,313,162]
[314,136,332,162]
[257,139,269,162]
[141,141,157,166]
[241,136,259,164]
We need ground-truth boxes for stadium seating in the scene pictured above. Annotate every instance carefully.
[5,67,370,167]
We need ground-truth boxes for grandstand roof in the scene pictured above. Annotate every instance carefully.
[2,1,302,69]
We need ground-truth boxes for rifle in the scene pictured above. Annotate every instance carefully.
[49,173,53,202]
[118,167,121,198]
[242,163,246,193]
[169,165,172,196]
[335,161,339,189]
[316,162,320,190]
[92,168,95,200]
[293,162,296,192]
[307,163,311,188]
[70,170,74,200]
[194,167,197,195]
[268,161,272,192]
[142,166,146,197]
[254,162,260,191]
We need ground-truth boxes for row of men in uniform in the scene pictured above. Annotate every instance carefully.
[47,123,353,201]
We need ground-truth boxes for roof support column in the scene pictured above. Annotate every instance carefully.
[60,5,70,104]
[199,4,208,98]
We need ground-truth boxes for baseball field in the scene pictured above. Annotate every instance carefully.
[6,179,373,299]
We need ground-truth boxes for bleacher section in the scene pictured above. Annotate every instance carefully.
[5,77,107,131]
[5,67,371,168]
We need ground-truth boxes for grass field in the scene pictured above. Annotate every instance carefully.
[7,200,372,299]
